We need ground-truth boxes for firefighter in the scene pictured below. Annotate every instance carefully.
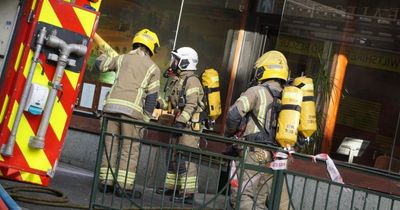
[225,50,290,209]
[156,47,204,204]
[95,29,161,198]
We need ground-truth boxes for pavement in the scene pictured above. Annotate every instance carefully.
[1,161,398,210]
[0,163,231,210]
[0,163,95,210]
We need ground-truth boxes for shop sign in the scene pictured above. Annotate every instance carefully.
[277,36,400,73]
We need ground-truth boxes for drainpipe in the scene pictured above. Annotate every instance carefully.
[29,30,87,149]
[1,27,47,157]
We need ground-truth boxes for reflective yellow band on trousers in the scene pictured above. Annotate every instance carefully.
[99,167,135,184]
[166,173,177,185]
[179,176,197,188]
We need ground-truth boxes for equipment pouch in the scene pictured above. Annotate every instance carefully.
[245,132,264,143]
[178,95,185,108]
[245,132,277,146]
[191,112,201,131]
[191,112,200,123]
[192,122,201,131]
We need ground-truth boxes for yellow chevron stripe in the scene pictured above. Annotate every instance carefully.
[26,51,67,141]
[0,95,9,125]
[73,6,97,37]
[31,0,38,11]
[7,101,52,171]
[7,102,17,132]
[38,0,62,28]
[49,100,67,141]
[14,44,25,71]
[20,171,42,185]
[90,0,102,11]
[23,50,40,78]
[65,70,80,90]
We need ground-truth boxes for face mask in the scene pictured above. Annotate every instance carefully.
[170,54,182,74]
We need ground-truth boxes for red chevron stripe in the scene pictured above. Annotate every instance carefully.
[44,126,63,164]
[41,175,50,186]
[40,56,75,116]
[0,127,48,177]
[74,0,90,7]
[49,1,86,36]
[23,107,58,167]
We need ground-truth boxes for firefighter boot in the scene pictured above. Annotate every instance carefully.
[98,183,114,193]
[170,193,194,205]
[156,187,176,196]
[115,188,142,199]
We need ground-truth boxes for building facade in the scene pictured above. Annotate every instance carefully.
[71,0,400,172]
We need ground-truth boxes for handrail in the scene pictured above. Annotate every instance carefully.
[103,114,400,181]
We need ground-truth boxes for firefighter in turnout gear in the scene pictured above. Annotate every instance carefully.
[156,47,204,204]
[225,50,290,209]
[95,29,161,198]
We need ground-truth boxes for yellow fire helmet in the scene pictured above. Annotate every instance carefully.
[254,50,289,82]
[132,29,160,56]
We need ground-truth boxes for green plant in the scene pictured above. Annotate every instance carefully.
[299,53,335,155]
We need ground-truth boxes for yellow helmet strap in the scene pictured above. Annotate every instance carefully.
[132,43,152,56]
[255,66,265,81]
[154,43,160,54]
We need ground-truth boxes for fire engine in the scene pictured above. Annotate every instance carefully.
[0,0,102,186]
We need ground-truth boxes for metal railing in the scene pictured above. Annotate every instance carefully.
[89,115,400,210]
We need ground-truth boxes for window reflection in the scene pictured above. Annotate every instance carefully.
[277,0,400,172]
[78,0,244,132]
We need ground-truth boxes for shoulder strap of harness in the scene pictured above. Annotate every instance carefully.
[249,84,281,145]
[178,75,198,109]
[180,75,197,97]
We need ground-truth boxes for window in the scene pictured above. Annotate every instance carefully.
[276,0,400,171]
[73,0,244,135]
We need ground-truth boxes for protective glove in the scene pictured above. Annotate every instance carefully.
[93,54,107,72]
[224,127,237,138]
[163,68,176,78]
[222,144,240,157]
[173,122,186,137]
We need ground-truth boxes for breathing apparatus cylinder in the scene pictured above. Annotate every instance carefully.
[276,86,303,147]
[201,68,221,120]
[293,76,317,138]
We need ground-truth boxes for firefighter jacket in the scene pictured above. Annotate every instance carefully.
[226,80,282,138]
[170,71,204,124]
[96,48,161,121]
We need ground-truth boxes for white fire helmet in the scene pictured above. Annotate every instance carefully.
[171,47,198,71]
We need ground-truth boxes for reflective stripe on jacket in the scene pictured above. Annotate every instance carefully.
[170,71,204,124]
[228,80,282,136]
[97,48,160,121]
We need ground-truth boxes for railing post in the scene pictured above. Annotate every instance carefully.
[269,170,285,210]
[89,116,108,210]
[235,145,248,210]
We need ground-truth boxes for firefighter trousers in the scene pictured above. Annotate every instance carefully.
[165,128,199,194]
[230,148,290,210]
[100,114,142,191]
